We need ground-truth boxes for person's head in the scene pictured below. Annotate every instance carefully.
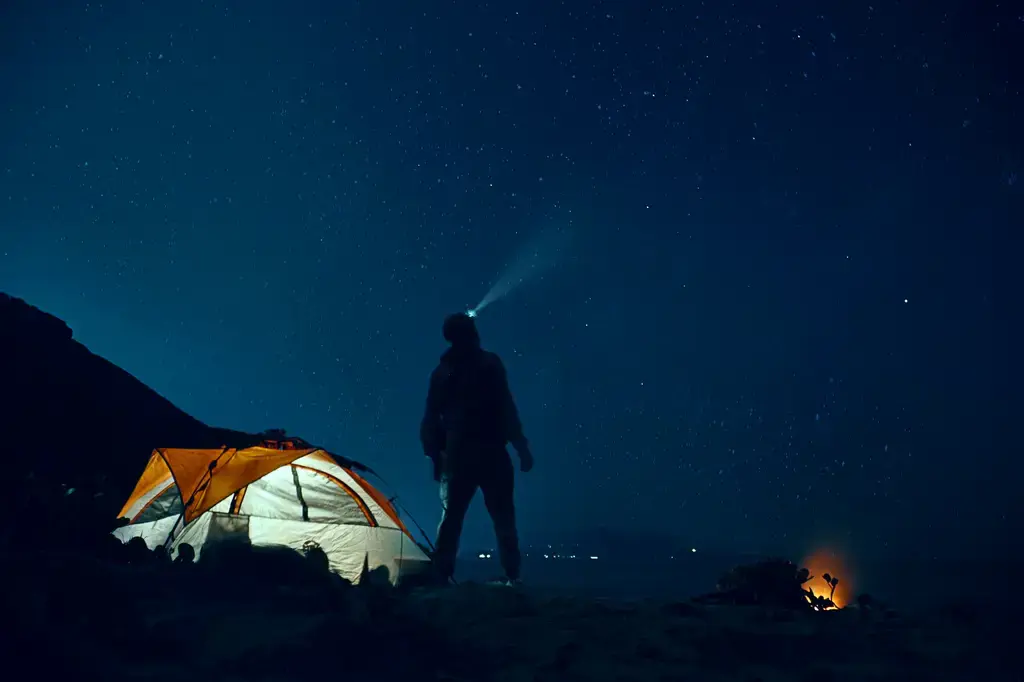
[177,543,196,563]
[442,312,480,349]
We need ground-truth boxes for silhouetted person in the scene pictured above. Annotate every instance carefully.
[420,312,534,584]
[175,543,196,564]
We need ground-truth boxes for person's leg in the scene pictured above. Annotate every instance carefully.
[432,472,477,581]
[479,451,521,581]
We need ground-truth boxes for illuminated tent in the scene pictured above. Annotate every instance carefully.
[112,438,431,585]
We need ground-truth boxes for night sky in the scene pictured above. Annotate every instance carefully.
[0,1,1015,562]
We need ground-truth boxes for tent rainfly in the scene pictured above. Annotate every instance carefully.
[113,439,431,584]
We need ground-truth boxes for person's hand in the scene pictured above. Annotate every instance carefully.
[518,447,534,473]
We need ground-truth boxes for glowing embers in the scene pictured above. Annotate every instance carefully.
[801,547,853,608]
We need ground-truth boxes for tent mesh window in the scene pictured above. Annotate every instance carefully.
[207,512,251,545]
[135,485,183,524]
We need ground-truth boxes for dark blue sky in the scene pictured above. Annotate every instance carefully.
[0,1,1014,561]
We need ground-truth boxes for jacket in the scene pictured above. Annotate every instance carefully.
[420,345,527,458]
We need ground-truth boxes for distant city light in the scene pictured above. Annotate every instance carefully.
[589,555,599,560]
[477,553,492,559]
[691,548,697,553]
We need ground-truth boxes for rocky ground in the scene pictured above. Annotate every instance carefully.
[3,519,1013,682]
[409,582,1012,682]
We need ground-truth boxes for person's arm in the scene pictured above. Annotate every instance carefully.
[420,367,445,462]
[493,357,529,454]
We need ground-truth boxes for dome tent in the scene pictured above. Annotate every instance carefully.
[113,437,431,584]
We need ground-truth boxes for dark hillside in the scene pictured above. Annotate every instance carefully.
[0,292,258,512]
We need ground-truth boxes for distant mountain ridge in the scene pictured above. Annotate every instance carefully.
[0,292,259,514]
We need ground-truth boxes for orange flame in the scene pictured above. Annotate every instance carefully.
[800,547,854,608]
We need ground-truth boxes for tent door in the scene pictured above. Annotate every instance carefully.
[207,512,251,547]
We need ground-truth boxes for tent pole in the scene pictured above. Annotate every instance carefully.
[163,452,221,552]
[162,511,184,550]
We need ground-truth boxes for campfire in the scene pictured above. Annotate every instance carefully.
[801,547,853,608]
